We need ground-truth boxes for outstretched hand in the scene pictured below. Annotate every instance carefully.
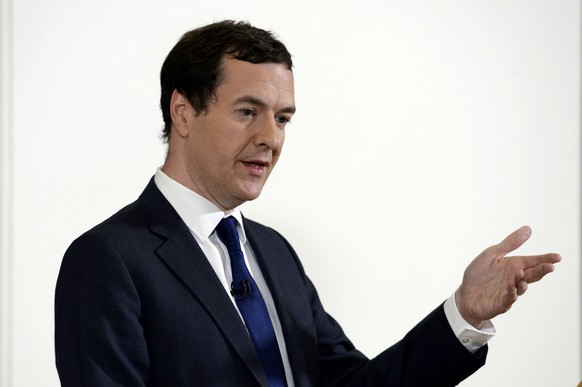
[455,226,561,329]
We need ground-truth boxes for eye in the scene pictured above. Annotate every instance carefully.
[275,115,292,128]
[239,109,256,118]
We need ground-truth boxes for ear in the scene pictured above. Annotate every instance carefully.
[169,90,192,138]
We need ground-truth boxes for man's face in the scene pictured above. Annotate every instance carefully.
[173,58,295,211]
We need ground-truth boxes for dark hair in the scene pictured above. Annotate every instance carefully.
[159,20,293,141]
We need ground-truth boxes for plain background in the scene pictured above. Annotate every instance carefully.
[0,0,580,385]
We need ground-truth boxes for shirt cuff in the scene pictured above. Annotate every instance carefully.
[443,292,496,354]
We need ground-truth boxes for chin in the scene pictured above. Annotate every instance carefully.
[231,179,268,204]
[243,191,262,202]
[238,187,264,203]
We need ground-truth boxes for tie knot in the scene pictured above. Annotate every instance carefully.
[216,217,240,252]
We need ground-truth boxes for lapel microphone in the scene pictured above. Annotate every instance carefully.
[231,279,252,300]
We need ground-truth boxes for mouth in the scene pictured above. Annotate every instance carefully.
[241,160,270,175]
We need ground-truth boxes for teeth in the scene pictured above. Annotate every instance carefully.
[243,161,268,170]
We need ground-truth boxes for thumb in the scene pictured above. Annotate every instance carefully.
[489,225,532,257]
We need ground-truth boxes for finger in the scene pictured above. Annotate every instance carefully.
[516,280,528,296]
[503,282,518,310]
[520,253,561,270]
[489,226,532,257]
[523,262,556,284]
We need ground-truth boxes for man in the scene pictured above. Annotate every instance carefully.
[55,20,560,386]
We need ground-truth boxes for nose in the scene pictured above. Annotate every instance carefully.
[255,115,284,151]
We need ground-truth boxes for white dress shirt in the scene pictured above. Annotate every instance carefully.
[154,168,296,386]
[444,292,495,352]
[154,168,494,385]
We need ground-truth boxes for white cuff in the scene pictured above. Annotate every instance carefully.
[444,292,496,354]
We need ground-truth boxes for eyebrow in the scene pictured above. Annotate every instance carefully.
[233,95,296,114]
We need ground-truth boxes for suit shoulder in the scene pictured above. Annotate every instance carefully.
[62,197,160,268]
[75,200,145,242]
[243,217,287,242]
[242,217,303,264]
[243,217,271,232]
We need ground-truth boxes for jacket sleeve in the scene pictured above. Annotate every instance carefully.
[55,231,151,386]
[278,233,487,386]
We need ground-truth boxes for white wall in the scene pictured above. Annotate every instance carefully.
[1,0,579,385]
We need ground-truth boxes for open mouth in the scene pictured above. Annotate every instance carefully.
[241,160,270,176]
[242,160,269,169]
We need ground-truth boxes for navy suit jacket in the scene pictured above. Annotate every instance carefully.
[55,178,487,386]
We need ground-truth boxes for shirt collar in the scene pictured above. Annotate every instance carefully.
[153,168,247,244]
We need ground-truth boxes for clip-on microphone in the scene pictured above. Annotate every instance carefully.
[231,279,252,300]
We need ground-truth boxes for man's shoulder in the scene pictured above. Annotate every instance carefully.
[66,179,166,250]
[67,199,146,250]
[242,216,268,232]
[92,199,144,232]
[243,217,282,240]
[242,217,298,255]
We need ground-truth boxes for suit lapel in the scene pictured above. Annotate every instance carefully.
[244,219,314,387]
[138,179,269,387]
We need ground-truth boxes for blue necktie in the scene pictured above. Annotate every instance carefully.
[215,217,286,387]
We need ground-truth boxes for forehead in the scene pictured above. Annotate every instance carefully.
[216,58,295,105]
